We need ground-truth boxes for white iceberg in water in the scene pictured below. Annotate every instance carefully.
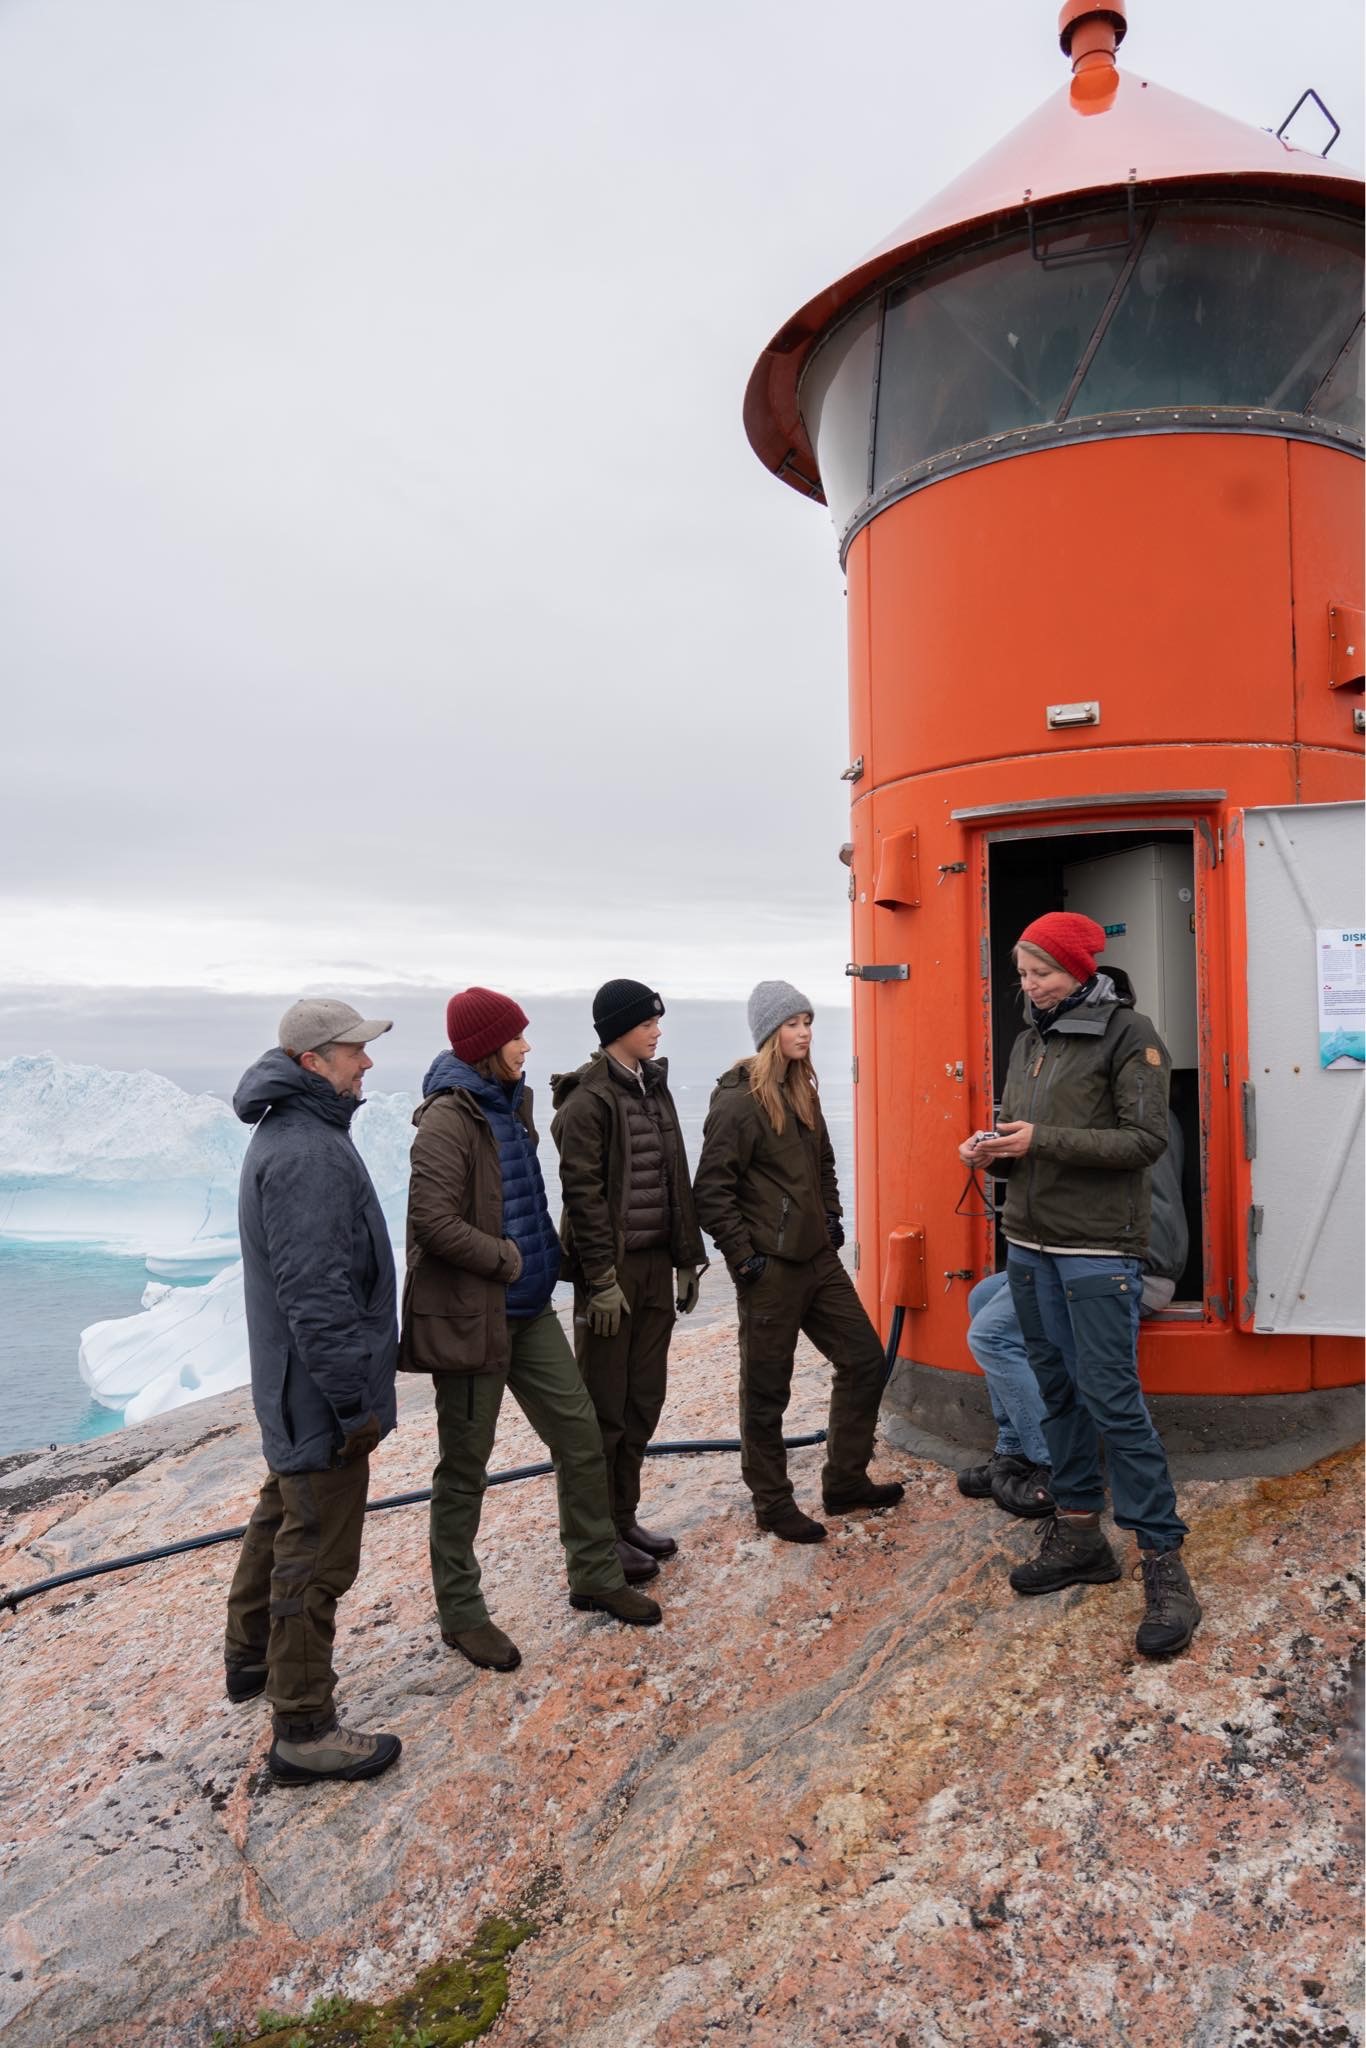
[0,1050,417,1420]
[0,1053,247,1254]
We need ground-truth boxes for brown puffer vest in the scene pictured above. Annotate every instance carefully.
[620,1071,672,1251]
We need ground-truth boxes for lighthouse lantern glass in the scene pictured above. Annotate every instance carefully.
[800,198,1363,543]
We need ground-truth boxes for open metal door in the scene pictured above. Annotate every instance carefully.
[1241,801,1365,1336]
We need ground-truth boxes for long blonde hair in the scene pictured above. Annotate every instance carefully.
[738,1031,819,1135]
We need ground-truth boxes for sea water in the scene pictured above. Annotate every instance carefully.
[0,1242,148,1457]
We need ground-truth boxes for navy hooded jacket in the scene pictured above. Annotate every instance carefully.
[421,1050,561,1318]
[234,1048,398,1474]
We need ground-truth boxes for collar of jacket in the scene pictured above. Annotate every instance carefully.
[233,1046,362,1131]
[420,1047,526,1115]
[1031,971,1126,1038]
[552,1048,669,1104]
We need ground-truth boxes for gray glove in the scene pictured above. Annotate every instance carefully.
[586,1271,629,1338]
[675,1267,701,1315]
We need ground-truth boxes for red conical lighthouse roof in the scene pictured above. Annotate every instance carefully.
[744,4,1363,494]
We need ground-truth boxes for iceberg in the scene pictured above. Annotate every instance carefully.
[0,1051,417,1422]
[0,1052,246,1254]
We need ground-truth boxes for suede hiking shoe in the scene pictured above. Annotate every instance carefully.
[267,1720,402,1786]
[442,1621,522,1671]
[991,1461,1055,1520]
[1009,1514,1121,1596]
[756,1504,827,1544]
[956,1453,1029,1500]
[613,1536,661,1584]
[224,1660,267,1704]
[569,1585,662,1625]
[1134,1549,1202,1659]
[619,1520,678,1559]
[822,1478,906,1514]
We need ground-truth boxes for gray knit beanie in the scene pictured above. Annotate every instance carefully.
[747,979,814,1051]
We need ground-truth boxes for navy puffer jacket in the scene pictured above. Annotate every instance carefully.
[421,1051,561,1318]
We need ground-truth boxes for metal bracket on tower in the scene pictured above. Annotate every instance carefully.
[846,963,909,982]
[841,756,865,783]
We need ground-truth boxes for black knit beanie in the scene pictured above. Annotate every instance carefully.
[593,978,664,1046]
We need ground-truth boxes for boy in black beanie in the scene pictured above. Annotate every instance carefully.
[550,981,706,1580]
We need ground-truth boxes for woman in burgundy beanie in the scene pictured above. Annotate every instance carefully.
[1014,911,1106,986]
[398,987,662,1670]
[956,907,1200,1661]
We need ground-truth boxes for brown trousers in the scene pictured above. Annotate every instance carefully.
[574,1246,676,1532]
[736,1246,885,1517]
[223,1454,369,1738]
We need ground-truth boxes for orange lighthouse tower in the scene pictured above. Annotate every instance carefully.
[744,4,1364,1440]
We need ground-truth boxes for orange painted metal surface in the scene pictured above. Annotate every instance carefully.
[841,434,1362,1395]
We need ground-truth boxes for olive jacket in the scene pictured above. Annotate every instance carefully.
[995,974,1170,1259]
[549,1051,706,1286]
[693,1063,841,1269]
[397,1072,547,1377]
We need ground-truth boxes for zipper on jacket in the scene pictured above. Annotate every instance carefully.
[777,1194,790,1254]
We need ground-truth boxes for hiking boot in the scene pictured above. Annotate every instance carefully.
[991,1461,1055,1520]
[1009,1514,1121,1596]
[569,1585,662,1626]
[957,1453,1029,1500]
[823,1477,906,1514]
[1134,1548,1202,1659]
[620,1520,678,1559]
[224,1659,267,1704]
[267,1720,402,1786]
[441,1621,522,1671]
[756,1503,827,1544]
[614,1536,661,1584]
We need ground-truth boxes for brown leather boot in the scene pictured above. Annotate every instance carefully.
[619,1520,678,1559]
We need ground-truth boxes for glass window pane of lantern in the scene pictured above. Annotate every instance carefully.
[872,217,1128,483]
[799,298,880,536]
[1072,204,1364,420]
[1310,321,1364,437]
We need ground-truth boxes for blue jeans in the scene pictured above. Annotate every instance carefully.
[1007,1248,1187,1553]
[966,1272,1051,1467]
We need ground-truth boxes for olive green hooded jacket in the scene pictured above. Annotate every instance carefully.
[694,1063,841,1269]
[995,974,1170,1258]
[549,1051,706,1286]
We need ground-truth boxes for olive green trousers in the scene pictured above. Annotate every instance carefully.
[430,1306,624,1633]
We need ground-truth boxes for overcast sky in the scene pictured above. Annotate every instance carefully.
[1,0,1360,1014]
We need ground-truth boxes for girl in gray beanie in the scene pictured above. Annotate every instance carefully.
[692,982,905,1543]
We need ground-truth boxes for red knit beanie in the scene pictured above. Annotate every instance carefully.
[446,987,529,1063]
[1016,912,1106,985]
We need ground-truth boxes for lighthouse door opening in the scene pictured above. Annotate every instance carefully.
[985,827,1204,1307]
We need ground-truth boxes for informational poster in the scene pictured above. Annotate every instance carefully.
[1317,927,1366,1069]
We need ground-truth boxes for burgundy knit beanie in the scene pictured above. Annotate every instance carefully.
[1016,912,1107,985]
[446,987,529,1063]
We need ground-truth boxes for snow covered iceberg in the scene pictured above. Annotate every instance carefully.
[0,1053,247,1254]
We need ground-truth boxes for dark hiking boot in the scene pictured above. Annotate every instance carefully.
[823,1477,906,1514]
[1009,1514,1121,1596]
[991,1461,1055,1520]
[614,1536,661,1584]
[756,1504,828,1544]
[619,1520,678,1559]
[225,1659,267,1704]
[569,1585,662,1625]
[957,1453,1029,1500]
[442,1621,522,1671]
[1134,1549,1203,1659]
[267,1720,402,1786]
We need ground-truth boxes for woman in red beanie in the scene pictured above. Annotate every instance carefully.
[399,987,662,1671]
[957,913,1201,1659]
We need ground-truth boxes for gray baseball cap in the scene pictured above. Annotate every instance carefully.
[277,998,393,1056]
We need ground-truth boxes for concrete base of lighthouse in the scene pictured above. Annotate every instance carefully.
[881,1359,1365,1482]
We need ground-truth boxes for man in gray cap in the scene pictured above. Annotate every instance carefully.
[223,997,402,1785]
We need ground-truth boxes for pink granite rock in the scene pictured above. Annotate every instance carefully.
[0,1316,1360,2048]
